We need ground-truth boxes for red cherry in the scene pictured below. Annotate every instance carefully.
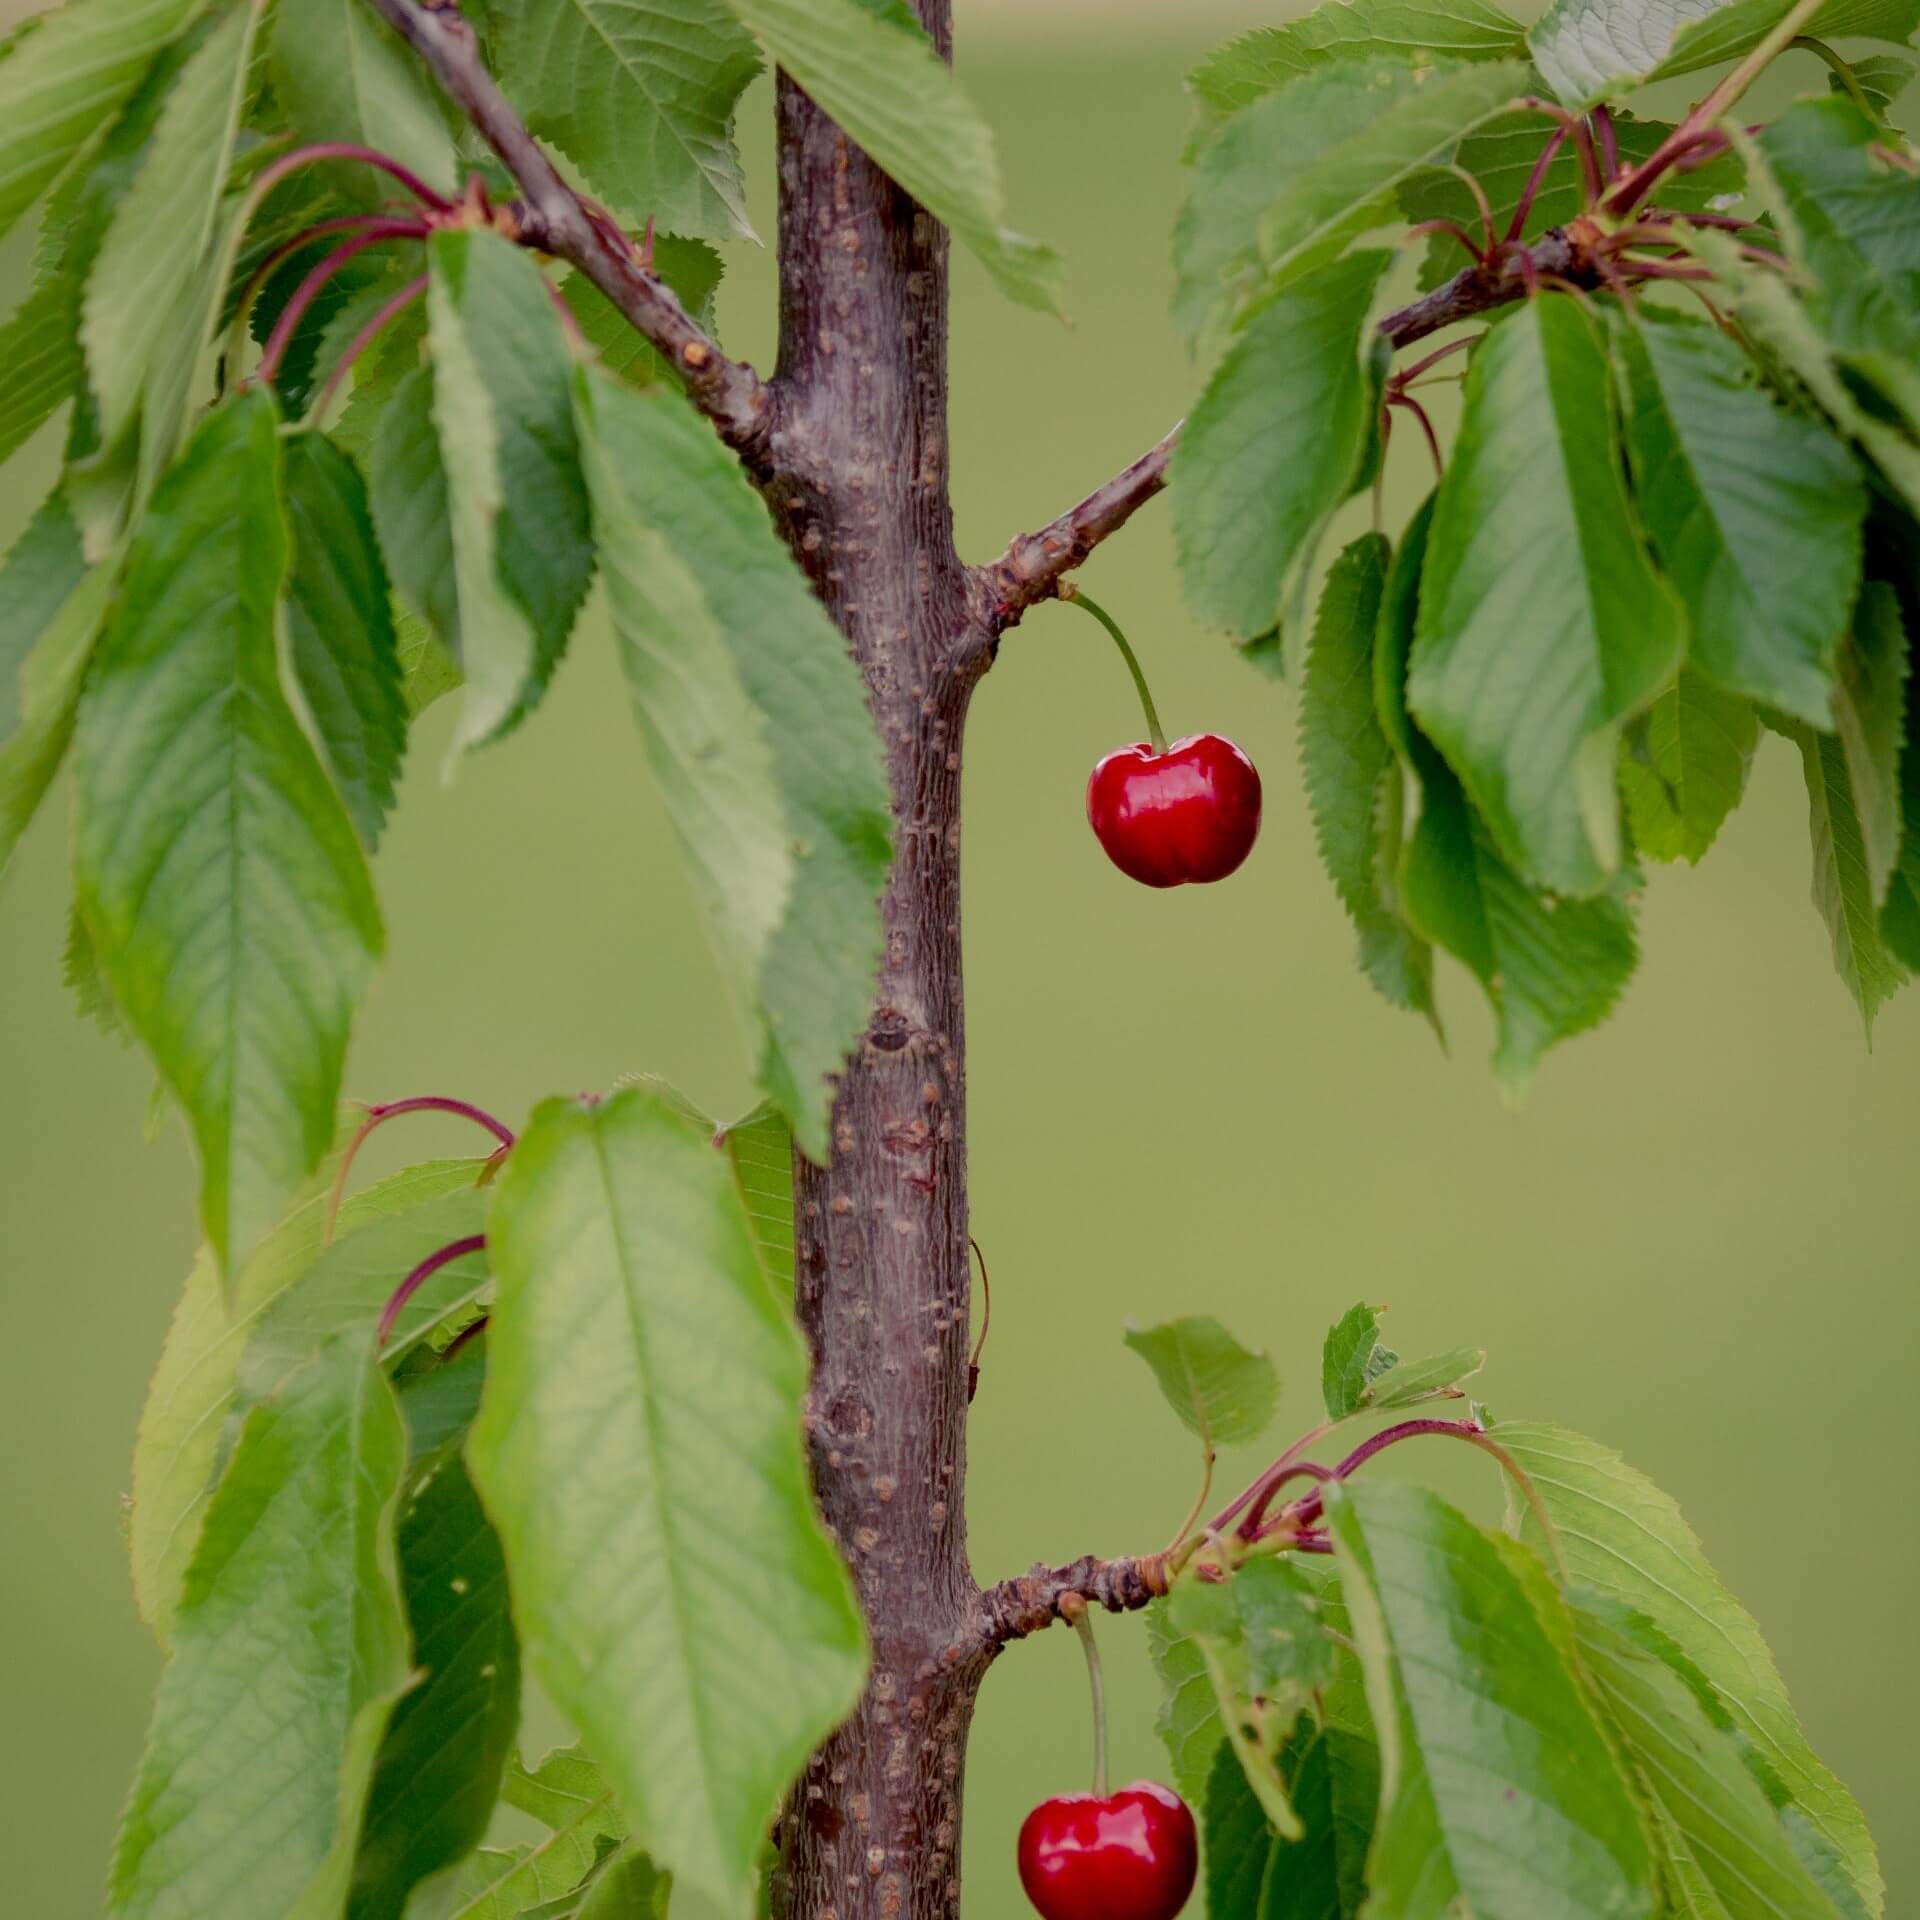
[1017,1781,1199,1920]
[1086,733,1263,887]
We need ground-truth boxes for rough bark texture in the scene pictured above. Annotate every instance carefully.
[761,10,992,1916]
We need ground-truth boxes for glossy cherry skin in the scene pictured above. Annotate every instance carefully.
[1086,733,1262,887]
[1017,1781,1199,1920]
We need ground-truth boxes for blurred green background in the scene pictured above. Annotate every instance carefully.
[4,6,1917,1914]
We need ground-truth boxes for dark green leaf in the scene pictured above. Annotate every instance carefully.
[1833,580,1908,907]
[370,365,457,652]
[110,1337,411,1920]
[573,370,893,1159]
[1327,1480,1655,1919]
[281,431,409,848]
[1619,673,1760,866]
[1238,1556,1337,1698]
[1173,249,1392,645]
[0,263,82,468]
[1204,1723,1377,1918]
[1871,510,1920,967]
[1497,1422,1882,1913]
[467,1085,868,1914]
[74,391,383,1275]
[1124,1315,1279,1446]
[1322,1301,1398,1420]
[1410,298,1683,897]
[1616,309,1863,726]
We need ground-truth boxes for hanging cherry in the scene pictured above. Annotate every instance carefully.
[1016,1598,1198,1920]
[1065,585,1262,888]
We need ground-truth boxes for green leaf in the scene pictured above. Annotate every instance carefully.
[1411,298,1682,897]
[573,1852,671,1918]
[1322,1302,1398,1420]
[370,365,458,652]
[1833,50,1915,124]
[281,431,409,849]
[573,370,893,1159]
[1496,1423,1883,1914]
[81,0,260,476]
[1569,1593,1846,1920]
[493,0,759,241]
[1529,0,1920,108]
[1327,1480,1655,1920]
[1204,1724,1378,1919]
[716,1101,795,1295]
[0,263,82,468]
[1148,1597,1228,1807]
[1870,510,1920,967]
[467,1085,869,1916]
[1175,60,1521,345]
[1173,249,1392,645]
[426,227,595,752]
[1619,672,1760,866]
[1833,580,1909,908]
[74,391,383,1274]
[1190,0,1528,128]
[1615,309,1863,726]
[1364,1345,1485,1407]
[1124,1316,1279,1446]
[269,0,455,202]
[1302,533,1438,1023]
[349,1350,521,1920]
[130,1157,487,1640]
[110,1337,411,1920]
[717,0,1062,311]
[0,0,207,243]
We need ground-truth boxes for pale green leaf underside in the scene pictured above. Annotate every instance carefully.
[1124,1314,1279,1445]
[1497,1422,1883,1914]
[1148,1599,1228,1808]
[468,1087,868,1915]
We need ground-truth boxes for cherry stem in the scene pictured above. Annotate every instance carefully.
[326,1095,516,1242]
[1062,586,1168,754]
[1506,124,1570,243]
[377,1234,487,1349]
[1065,1598,1109,1798]
[967,1235,993,1403]
[311,273,429,422]
[256,222,429,386]
[246,140,453,214]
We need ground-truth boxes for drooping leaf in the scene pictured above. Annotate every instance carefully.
[73,390,383,1276]
[1204,1724,1377,1919]
[370,365,457,650]
[466,1086,869,1916]
[1496,1422,1883,1914]
[81,0,260,480]
[1322,1301,1398,1420]
[1569,1593,1847,1920]
[349,1347,521,1920]
[1148,1598,1228,1808]
[110,1337,411,1920]
[426,227,595,752]
[130,1158,487,1640]
[1615,308,1863,727]
[1301,533,1437,1023]
[1327,1480,1656,1920]
[1189,0,1527,129]
[493,0,759,241]
[1410,297,1683,897]
[1173,248,1392,646]
[281,431,409,849]
[0,0,207,242]
[1175,59,1521,345]
[717,0,1063,311]
[1832,580,1908,908]
[573,369,893,1159]
[1124,1316,1279,1446]
[0,265,82,468]
[269,0,455,201]
[1619,672,1760,866]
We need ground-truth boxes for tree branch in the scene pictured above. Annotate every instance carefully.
[977,226,1593,626]
[972,1552,1172,1655]
[363,0,770,459]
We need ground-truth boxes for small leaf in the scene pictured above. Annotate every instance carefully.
[1833,50,1915,125]
[281,431,410,849]
[1322,1302,1398,1420]
[493,0,760,241]
[1327,1480,1656,1919]
[1497,1422,1883,1913]
[1124,1316,1279,1447]
[1148,1598,1228,1808]
[467,1085,868,1916]
[110,1337,411,1920]
[1615,308,1863,727]
[73,390,383,1276]
[1618,672,1760,866]
[1173,248,1392,645]
[1410,298,1683,897]
[573,370,893,1159]
[719,0,1061,310]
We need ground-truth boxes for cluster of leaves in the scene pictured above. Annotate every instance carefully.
[1170,0,1920,1084]
[121,1083,849,1919]
[1131,1302,1884,1919]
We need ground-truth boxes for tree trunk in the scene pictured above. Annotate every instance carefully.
[763,8,994,1917]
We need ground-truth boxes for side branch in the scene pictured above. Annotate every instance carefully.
[972,1552,1171,1655]
[365,0,770,459]
[976,225,1594,630]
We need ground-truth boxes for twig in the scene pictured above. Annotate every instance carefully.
[974,1552,1172,1652]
